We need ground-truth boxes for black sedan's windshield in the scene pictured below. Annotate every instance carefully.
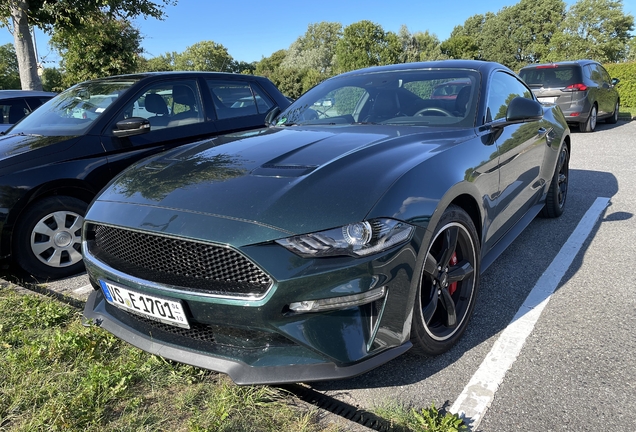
[10,80,139,136]
[275,69,481,128]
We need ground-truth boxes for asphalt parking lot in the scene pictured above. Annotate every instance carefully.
[4,120,635,431]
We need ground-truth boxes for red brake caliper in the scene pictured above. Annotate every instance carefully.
[448,252,458,296]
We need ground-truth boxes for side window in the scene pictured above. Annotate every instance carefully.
[25,97,48,111]
[597,65,611,84]
[119,80,204,130]
[486,72,533,122]
[0,98,30,124]
[588,65,604,85]
[207,81,272,119]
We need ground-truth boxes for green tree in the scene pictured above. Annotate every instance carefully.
[51,15,142,86]
[40,67,64,92]
[174,41,234,72]
[627,36,636,61]
[254,49,288,80]
[281,22,342,75]
[335,20,402,72]
[547,0,634,63]
[0,43,20,89]
[399,26,445,62]
[415,31,447,61]
[0,0,174,90]
[441,14,493,60]
[139,53,178,72]
[231,60,256,74]
[440,35,480,60]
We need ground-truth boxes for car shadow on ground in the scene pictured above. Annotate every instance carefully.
[309,168,622,391]
[569,118,631,133]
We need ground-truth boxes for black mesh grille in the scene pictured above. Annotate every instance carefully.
[88,224,272,297]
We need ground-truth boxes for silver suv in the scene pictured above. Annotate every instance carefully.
[519,60,620,132]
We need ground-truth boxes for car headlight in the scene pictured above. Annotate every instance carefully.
[276,218,414,258]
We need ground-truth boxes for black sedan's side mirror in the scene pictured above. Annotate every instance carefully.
[506,97,543,123]
[113,117,151,138]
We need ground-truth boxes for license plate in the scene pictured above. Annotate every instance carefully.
[99,280,190,329]
[538,97,557,104]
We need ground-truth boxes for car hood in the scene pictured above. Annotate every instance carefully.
[0,133,78,165]
[93,125,473,245]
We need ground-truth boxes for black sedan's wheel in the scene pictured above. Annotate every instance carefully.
[606,101,619,124]
[541,145,569,218]
[411,205,480,356]
[580,104,597,132]
[14,196,87,280]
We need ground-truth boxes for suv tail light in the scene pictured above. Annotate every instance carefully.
[562,83,588,92]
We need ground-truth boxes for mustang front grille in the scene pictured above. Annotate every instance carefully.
[86,224,272,297]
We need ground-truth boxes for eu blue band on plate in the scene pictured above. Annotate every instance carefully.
[99,280,114,302]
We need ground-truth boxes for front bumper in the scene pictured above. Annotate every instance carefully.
[81,222,423,384]
[84,289,411,384]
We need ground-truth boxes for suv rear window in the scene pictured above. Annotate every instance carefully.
[519,66,582,89]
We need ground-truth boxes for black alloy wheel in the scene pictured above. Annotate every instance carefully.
[541,145,569,218]
[411,205,480,356]
[607,101,619,124]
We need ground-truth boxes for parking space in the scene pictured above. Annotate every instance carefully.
[4,120,635,430]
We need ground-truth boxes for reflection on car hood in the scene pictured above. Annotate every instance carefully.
[0,133,78,163]
[95,125,473,241]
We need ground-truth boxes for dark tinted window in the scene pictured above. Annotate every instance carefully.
[0,98,29,125]
[207,81,273,119]
[519,66,582,88]
[588,64,610,85]
[486,71,533,122]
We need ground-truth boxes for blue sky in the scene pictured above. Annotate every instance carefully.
[1,0,635,67]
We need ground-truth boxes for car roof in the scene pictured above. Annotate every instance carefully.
[332,60,511,79]
[0,90,57,99]
[77,71,273,85]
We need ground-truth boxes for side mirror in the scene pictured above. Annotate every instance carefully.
[611,78,620,86]
[264,107,281,126]
[506,97,543,123]
[113,117,151,137]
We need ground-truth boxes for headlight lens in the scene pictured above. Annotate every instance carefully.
[276,218,414,258]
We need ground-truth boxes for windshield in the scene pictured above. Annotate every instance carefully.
[275,69,480,128]
[9,79,139,136]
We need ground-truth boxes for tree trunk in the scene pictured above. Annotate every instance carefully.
[10,0,43,90]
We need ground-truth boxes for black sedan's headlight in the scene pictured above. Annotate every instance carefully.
[276,218,414,258]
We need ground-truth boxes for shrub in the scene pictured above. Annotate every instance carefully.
[603,62,636,108]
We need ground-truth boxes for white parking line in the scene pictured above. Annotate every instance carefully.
[73,284,94,295]
[450,197,610,430]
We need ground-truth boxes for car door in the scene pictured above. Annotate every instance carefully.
[590,64,615,117]
[486,71,549,246]
[100,78,219,178]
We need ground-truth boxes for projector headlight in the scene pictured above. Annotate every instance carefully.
[276,218,413,258]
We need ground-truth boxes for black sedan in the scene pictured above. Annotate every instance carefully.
[0,72,290,279]
[82,60,570,384]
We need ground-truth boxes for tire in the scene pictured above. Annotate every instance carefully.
[606,101,619,124]
[579,104,597,132]
[410,205,480,356]
[541,145,569,218]
[14,196,88,280]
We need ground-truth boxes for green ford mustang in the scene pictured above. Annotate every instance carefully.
[82,60,570,384]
